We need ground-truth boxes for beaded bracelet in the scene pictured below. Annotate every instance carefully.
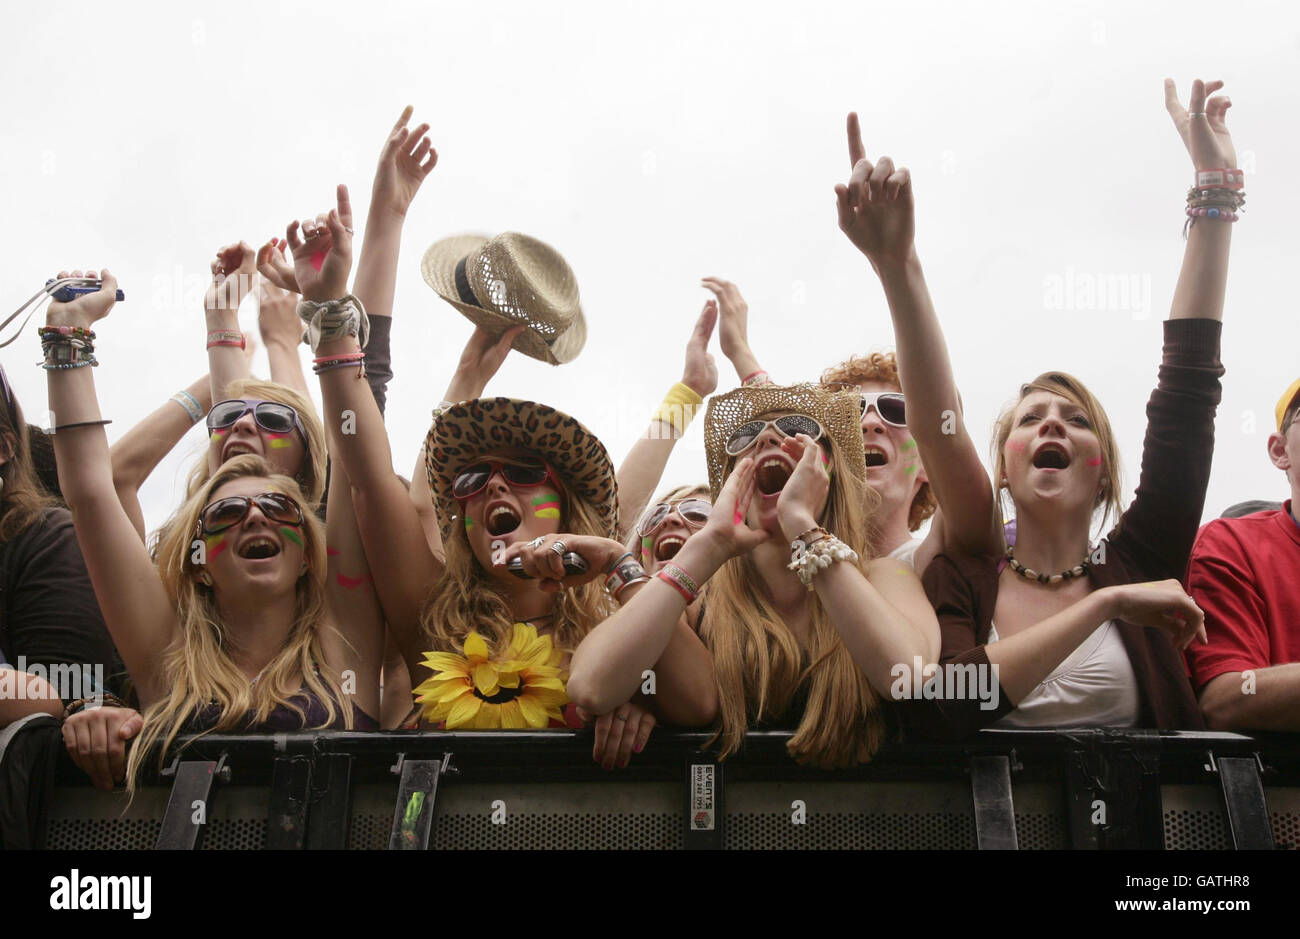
[170,390,204,423]
[312,355,366,377]
[38,325,96,341]
[787,534,858,590]
[656,563,701,603]
[62,692,130,719]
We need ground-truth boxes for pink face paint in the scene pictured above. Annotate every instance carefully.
[326,547,340,557]
[733,508,744,526]
[210,428,230,444]
[1086,456,1103,467]
[265,431,293,450]
[531,494,561,520]
[204,533,228,561]
[336,572,369,590]
[310,250,326,272]
[279,526,303,548]
[640,535,654,566]
[1008,441,1026,452]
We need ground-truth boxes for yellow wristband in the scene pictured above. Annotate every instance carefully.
[650,382,704,436]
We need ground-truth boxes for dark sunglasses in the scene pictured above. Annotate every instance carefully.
[207,399,305,442]
[724,414,825,457]
[859,392,907,427]
[637,498,712,539]
[452,457,559,501]
[196,492,305,536]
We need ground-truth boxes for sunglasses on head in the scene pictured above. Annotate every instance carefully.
[452,457,559,502]
[195,491,305,536]
[859,392,907,427]
[724,414,825,457]
[207,399,305,441]
[637,498,712,539]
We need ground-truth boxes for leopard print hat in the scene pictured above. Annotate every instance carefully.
[426,397,618,540]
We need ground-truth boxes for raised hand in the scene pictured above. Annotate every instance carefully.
[256,237,299,293]
[1164,78,1236,172]
[700,277,754,368]
[47,268,119,329]
[285,184,354,302]
[442,324,527,403]
[834,112,914,263]
[681,300,718,397]
[776,434,831,541]
[205,242,258,319]
[372,105,438,219]
[258,280,304,350]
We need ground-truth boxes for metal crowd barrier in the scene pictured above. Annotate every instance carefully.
[38,728,1300,850]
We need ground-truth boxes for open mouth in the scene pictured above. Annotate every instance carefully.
[486,503,522,537]
[755,457,794,495]
[238,537,281,560]
[1032,444,1071,470]
[223,441,258,460]
[654,535,685,562]
[864,445,888,468]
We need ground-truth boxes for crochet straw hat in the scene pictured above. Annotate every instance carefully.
[420,232,587,365]
[703,383,867,501]
[426,397,617,540]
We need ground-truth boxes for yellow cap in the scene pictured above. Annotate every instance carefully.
[1276,378,1300,431]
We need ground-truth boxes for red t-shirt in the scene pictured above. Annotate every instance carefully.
[1183,500,1300,689]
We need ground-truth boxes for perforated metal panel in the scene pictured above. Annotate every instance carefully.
[45,786,270,850]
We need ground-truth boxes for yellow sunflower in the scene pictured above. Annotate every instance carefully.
[413,623,569,729]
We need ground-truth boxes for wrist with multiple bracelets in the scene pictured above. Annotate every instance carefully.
[787,525,859,590]
[1184,166,1245,232]
[603,551,652,601]
[39,325,97,370]
[298,294,370,353]
[206,328,246,350]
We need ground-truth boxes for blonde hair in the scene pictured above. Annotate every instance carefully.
[0,390,54,541]
[126,455,350,796]
[184,379,327,506]
[424,470,616,661]
[700,427,888,768]
[992,371,1123,534]
[821,351,936,531]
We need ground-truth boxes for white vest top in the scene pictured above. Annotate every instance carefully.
[989,619,1141,728]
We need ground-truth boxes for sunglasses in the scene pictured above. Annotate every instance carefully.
[724,414,825,457]
[207,399,306,442]
[452,457,559,502]
[637,498,712,539]
[195,491,305,536]
[859,392,907,427]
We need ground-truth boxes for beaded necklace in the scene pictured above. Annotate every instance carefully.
[1003,548,1091,586]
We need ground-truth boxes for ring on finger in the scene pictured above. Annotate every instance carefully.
[616,712,629,722]
[1188,111,1207,118]
[551,541,567,557]
[526,536,545,549]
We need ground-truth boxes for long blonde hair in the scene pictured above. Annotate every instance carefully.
[126,455,349,795]
[700,436,887,768]
[424,470,615,659]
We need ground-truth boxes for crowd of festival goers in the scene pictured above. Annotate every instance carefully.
[2,78,1297,800]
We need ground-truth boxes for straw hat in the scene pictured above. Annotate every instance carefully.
[420,232,587,365]
[425,397,617,540]
[703,383,867,501]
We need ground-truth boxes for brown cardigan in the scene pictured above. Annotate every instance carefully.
[911,319,1222,739]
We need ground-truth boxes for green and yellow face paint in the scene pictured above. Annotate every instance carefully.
[204,532,229,562]
[640,535,655,566]
[532,493,561,520]
[279,525,303,548]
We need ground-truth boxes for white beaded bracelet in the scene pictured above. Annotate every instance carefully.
[787,534,858,590]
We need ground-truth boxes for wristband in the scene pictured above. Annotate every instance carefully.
[206,329,246,349]
[50,419,112,432]
[62,692,129,719]
[650,382,704,437]
[1195,168,1245,190]
[170,390,204,423]
[656,563,700,603]
[298,295,370,353]
[604,555,649,596]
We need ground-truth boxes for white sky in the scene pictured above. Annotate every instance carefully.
[4,0,1297,538]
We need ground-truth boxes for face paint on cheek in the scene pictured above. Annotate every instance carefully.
[904,464,919,476]
[464,517,474,531]
[210,427,230,444]
[265,431,293,450]
[1086,457,1103,467]
[204,533,228,561]
[279,526,303,548]
[532,494,561,520]
[640,536,654,566]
